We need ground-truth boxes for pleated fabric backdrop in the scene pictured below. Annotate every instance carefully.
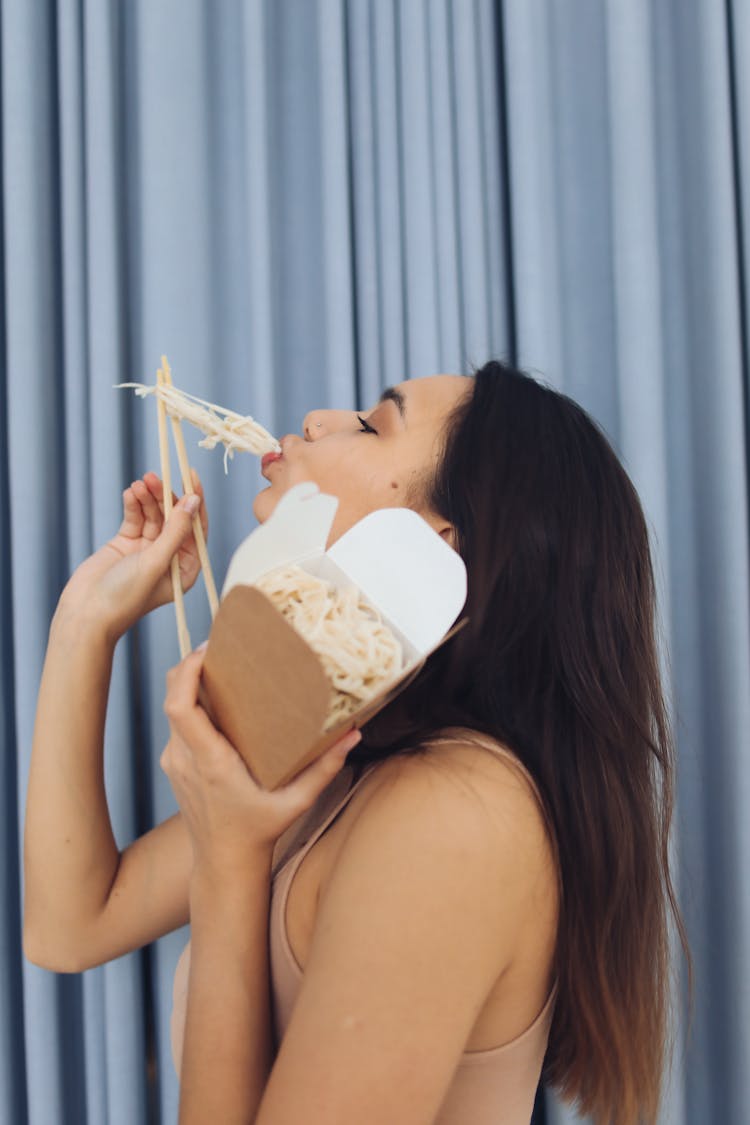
[1,1,748,1122]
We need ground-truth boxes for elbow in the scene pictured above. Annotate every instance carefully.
[22,919,89,974]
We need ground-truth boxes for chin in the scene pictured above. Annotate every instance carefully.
[252,487,276,523]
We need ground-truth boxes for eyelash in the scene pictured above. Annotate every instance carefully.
[357,414,378,435]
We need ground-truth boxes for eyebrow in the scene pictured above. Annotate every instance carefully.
[378,386,407,423]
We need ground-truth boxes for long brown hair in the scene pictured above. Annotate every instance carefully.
[353,360,690,1124]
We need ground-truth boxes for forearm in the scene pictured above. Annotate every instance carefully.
[23,600,120,959]
[179,860,274,1125]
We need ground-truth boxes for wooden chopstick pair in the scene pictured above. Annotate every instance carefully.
[156,356,219,657]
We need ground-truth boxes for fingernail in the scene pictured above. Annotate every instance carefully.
[183,494,200,515]
[195,639,208,652]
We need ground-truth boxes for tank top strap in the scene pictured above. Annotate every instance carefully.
[426,727,562,883]
[274,728,559,884]
[426,726,542,801]
[272,760,381,882]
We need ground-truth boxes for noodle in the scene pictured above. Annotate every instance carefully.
[116,381,281,471]
[254,564,404,730]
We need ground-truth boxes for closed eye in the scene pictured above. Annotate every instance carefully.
[357,414,378,435]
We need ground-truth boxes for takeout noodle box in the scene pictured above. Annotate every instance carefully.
[201,481,468,790]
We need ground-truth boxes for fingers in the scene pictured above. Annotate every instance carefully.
[121,471,194,543]
[165,646,205,711]
[141,471,176,511]
[163,648,234,761]
[164,648,213,738]
[279,727,362,810]
[143,470,209,540]
[131,478,163,540]
[143,494,202,580]
[120,484,143,536]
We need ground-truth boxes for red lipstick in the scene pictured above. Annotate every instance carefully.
[261,451,283,471]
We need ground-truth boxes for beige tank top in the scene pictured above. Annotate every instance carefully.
[171,729,557,1124]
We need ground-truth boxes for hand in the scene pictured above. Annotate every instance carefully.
[58,471,209,641]
[160,647,363,880]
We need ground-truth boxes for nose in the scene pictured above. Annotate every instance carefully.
[303,411,324,440]
[302,409,356,440]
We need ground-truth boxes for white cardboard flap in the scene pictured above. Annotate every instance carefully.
[221,480,467,654]
[327,507,467,651]
[222,482,338,596]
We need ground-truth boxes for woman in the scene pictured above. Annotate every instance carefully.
[24,360,688,1124]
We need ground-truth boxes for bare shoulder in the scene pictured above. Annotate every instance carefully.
[325,733,559,942]
[349,734,555,867]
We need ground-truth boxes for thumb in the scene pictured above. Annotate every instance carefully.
[151,495,201,567]
[280,728,362,809]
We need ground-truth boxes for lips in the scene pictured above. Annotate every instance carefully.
[261,451,283,472]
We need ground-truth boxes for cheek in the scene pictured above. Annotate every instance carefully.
[303,449,379,496]
[253,447,410,527]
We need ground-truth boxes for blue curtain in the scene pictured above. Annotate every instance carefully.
[2,1,748,1122]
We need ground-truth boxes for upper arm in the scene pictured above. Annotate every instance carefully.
[46,813,192,972]
[256,750,545,1125]
[101,813,192,953]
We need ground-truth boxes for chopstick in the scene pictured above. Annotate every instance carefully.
[156,364,192,658]
[160,356,219,620]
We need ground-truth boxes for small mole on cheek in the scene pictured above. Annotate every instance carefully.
[390,481,399,490]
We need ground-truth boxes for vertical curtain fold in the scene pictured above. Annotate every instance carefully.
[1,1,748,1121]
[0,0,28,1117]
[729,0,750,480]
[664,5,750,1122]
[3,3,81,1118]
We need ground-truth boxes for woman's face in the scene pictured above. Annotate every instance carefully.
[254,374,471,545]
